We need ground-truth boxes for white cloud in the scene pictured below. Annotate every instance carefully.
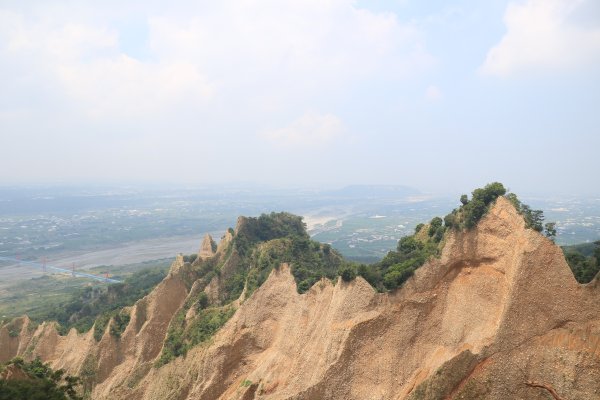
[0,11,213,119]
[261,112,344,147]
[425,85,442,101]
[0,1,433,183]
[0,2,432,121]
[147,2,432,87]
[57,57,214,118]
[481,0,600,76]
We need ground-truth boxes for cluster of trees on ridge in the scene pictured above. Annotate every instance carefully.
[0,357,82,400]
[356,182,558,291]
[157,212,350,366]
[163,182,558,308]
[442,182,556,236]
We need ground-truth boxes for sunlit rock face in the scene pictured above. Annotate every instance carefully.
[2,198,599,400]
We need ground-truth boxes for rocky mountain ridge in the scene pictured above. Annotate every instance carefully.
[1,197,599,399]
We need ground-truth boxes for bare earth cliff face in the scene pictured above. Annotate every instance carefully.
[1,197,599,399]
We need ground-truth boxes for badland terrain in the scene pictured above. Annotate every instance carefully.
[1,183,599,399]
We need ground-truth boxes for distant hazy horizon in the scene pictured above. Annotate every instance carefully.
[0,181,599,199]
[0,181,598,201]
[1,1,599,195]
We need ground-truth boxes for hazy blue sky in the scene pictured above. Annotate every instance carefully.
[1,0,599,195]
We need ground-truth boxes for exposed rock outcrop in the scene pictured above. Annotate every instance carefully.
[199,234,216,260]
[2,198,599,399]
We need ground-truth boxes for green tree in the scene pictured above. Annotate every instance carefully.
[443,213,456,229]
[476,182,507,203]
[433,226,445,243]
[463,198,486,229]
[505,193,521,210]
[544,222,557,240]
[196,292,209,310]
[340,266,357,282]
[0,357,82,400]
[357,264,380,288]
[563,243,600,283]
[454,182,508,230]
[414,223,424,234]
[397,236,423,253]
[521,205,544,232]
[428,217,443,236]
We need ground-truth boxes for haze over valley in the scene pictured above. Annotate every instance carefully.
[1,0,599,399]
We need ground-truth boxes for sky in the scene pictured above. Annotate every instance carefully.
[0,0,599,195]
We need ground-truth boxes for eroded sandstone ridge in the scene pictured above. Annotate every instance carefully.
[1,197,599,399]
[198,234,217,260]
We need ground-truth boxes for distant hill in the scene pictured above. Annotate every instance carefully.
[562,242,599,257]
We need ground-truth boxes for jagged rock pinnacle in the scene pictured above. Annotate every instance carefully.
[199,234,215,260]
